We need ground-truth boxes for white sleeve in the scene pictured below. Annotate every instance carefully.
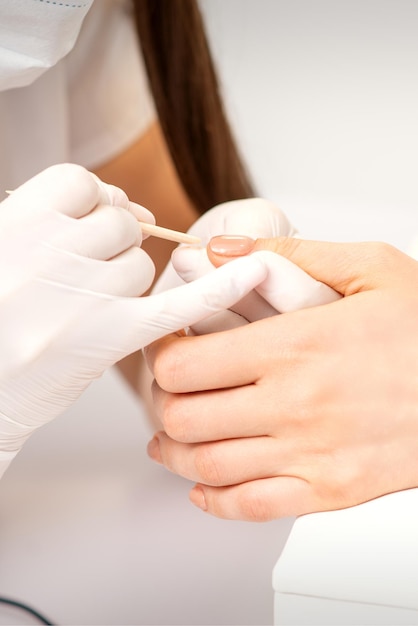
[65,0,156,168]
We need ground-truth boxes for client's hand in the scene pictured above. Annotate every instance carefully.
[145,238,418,521]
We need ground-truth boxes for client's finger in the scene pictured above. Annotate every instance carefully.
[189,476,316,521]
[146,323,264,393]
[151,375,279,442]
[148,432,289,486]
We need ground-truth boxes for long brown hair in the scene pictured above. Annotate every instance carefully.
[132,0,255,215]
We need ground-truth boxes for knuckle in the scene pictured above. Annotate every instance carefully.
[362,241,397,266]
[238,487,276,522]
[54,163,97,200]
[152,344,188,393]
[349,242,401,291]
[194,445,224,486]
[101,182,129,208]
[90,206,135,245]
[274,235,304,258]
[311,453,360,509]
[368,240,394,257]
[47,162,88,180]
[104,205,131,234]
[159,394,190,442]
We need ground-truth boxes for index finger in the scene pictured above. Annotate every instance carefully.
[9,164,104,218]
[9,164,156,225]
[144,317,276,393]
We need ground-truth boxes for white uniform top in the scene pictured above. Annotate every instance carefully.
[0,0,156,197]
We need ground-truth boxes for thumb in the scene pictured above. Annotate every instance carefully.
[208,236,411,295]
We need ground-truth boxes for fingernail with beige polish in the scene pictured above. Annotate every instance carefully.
[208,235,255,257]
[147,436,162,464]
[189,485,208,511]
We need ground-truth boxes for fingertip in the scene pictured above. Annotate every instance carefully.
[90,182,156,239]
[189,484,208,511]
[90,176,130,210]
[142,332,185,376]
[128,201,156,229]
[147,435,162,464]
[171,246,212,281]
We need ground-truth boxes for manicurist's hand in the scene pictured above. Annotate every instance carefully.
[0,173,305,478]
[145,237,418,521]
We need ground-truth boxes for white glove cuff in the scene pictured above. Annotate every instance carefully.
[0,449,19,480]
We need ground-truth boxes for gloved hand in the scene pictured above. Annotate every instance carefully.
[0,168,319,478]
[153,198,338,335]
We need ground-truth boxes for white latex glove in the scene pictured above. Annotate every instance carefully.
[153,198,339,334]
[0,169,324,477]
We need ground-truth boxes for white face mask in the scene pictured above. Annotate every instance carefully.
[0,0,94,92]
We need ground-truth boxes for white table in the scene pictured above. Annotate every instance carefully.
[273,490,418,625]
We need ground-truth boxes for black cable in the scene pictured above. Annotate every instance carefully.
[0,596,55,625]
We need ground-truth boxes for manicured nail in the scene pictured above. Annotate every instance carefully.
[189,485,208,511]
[208,235,255,257]
[147,436,162,463]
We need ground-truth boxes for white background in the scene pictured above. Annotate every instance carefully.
[202,0,418,251]
[1,1,418,625]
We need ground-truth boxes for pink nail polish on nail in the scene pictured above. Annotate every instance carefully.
[209,235,255,257]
